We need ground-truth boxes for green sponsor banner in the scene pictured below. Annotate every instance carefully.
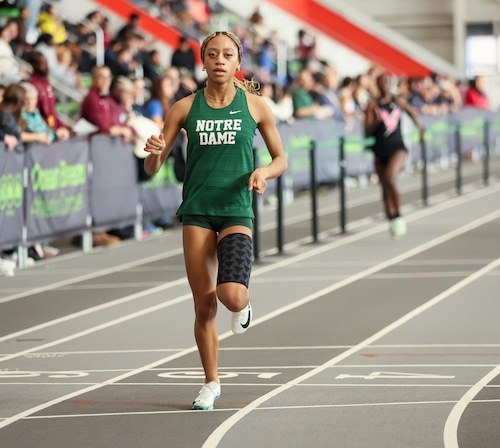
[25,139,90,243]
[0,146,24,249]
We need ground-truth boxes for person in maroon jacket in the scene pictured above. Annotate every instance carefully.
[80,65,136,247]
[27,51,70,141]
[80,65,134,142]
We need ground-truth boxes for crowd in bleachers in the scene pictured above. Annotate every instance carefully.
[0,0,493,272]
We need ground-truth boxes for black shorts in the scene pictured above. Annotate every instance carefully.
[181,215,253,233]
[374,147,407,166]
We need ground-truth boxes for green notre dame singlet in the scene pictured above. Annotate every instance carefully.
[176,88,257,218]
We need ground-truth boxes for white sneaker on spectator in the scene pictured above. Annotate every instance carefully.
[0,258,15,277]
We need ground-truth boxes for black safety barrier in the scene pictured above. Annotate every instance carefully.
[250,108,500,260]
[421,138,429,206]
[309,139,318,242]
[0,135,182,267]
[2,108,499,267]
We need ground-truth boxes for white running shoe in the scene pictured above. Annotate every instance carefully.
[231,303,252,335]
[192,381,221,410]
[390,217,407,239]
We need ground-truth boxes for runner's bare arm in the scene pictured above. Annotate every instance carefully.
[143,95,195,175]
[364,100,381,136]
[247,93,288,194]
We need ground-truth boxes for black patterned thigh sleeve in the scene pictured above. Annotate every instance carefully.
[216,233,253,287]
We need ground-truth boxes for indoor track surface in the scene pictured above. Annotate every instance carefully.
[1,159,500,448]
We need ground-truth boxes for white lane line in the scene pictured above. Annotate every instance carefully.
[443,363,500,447]
[0,347,199,429]
[238,209,500,336]
[201,257,500,448]
[250,185,500,278]
[0,294,192,362]
[2,179,498,350]
[20,348,182,355]
[253,272,485,282]
[258,166,488,231]
[1,382,492,388]
[0,246,184,305]
[1,171,496,307]
[2,205,499,364]
[369,344,500,348]
[0,191,498,427]
[0,277,188,344]
[7,343,500,356]
[21,398,496,421]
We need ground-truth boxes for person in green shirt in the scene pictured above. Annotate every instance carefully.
[292,67,321,119]
[144,31,287,411]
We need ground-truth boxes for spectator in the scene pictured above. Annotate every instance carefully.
[143,49,163,81]
[27,51,70,139]
[339,76,365,125]
[55,43,83,90]
[80,65,134,142]
[163,66,183,100]
[34,33,66,80]
[260,81,293,123]
[171,35,196,75]
[102,76,153,240]
[101,16,112,49]
[291,68,319,119]
[353,74,371,112]
[73,16,101,73]
[295,29,317,68]
[0,82,18,150]
[423,78,449,115]
[119,76,165,236]
[0,20,29,83]
[407,77,432,114]
[12,6,30,54]
[144,73,176,129]
[439,76,462,112]
[21,82,68,142]
[257,38,276,83]
[24,0,43,44]
[132,76,146,110]
[249,7,268,38]
[85,10,106,30]
[106,44,136,78]
[37,3,67,45]
[464,76,490,109]
[79,66,131,247]
[0,83,48,145]
[176,69,198,99]
[117,13,141,40]
[310,71,335,120]
[322,63,344,120]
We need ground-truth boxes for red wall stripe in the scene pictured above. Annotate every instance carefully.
[92,0,201,64]
[267,0,433,77]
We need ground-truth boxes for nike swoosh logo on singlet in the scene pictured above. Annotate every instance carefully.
[229,110,242,115]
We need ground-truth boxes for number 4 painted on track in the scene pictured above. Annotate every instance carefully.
[335,371,455,380]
